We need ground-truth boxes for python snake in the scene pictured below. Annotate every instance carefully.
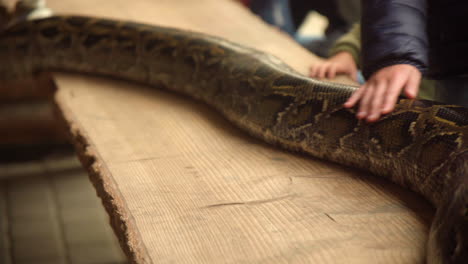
[0,14,466,264]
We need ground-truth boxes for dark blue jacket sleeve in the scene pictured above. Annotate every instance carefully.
[361,0,428,78]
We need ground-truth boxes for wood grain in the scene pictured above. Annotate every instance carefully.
[49,0,434,263]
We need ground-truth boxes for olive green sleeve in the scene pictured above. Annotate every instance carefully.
[418,79,437,100]
[329,23,361,68]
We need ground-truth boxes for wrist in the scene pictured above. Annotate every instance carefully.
[330,52,356,66]
[329,45,360,67]
[363,59,425,79]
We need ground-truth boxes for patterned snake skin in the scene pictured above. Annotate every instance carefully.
[0,15,467,264]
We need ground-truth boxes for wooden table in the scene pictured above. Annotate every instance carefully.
[42,0,434,263]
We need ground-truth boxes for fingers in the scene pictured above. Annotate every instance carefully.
[327,64,337,79]
[309,62,354,80]
[381,74,406,114]
[309,52,359,81]
[367,81,387,122]
[344,85,366,108]
[357,82,376,119]
[309,63,329,79]
[317,63,329,79]
[403,70,421,99]
[309,64,319,78]
[345,64,422,122]
[349,80,401,122]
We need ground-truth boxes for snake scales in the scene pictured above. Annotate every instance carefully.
[0,14,466,264]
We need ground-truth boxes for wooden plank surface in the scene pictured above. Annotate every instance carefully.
[48,0,434,263]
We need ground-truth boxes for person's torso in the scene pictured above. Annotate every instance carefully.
[427,0,468,78]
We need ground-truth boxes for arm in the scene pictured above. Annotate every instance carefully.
[345,0,429,122]
[361,0,428,78]
[328,22,361,68]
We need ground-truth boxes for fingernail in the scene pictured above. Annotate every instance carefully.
[357,112,366,119]
[344,101,355,107]
[367,114,378,122]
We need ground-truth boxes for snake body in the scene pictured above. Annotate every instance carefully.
[0,15,467,263]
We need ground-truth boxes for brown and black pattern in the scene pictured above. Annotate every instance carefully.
[0,15,467,264]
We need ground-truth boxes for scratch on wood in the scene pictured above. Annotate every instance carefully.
[202,193,297,209]
[116,154,183,164]
[324,213,337,223]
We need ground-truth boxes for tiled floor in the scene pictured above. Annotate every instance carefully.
[0,145,127,264]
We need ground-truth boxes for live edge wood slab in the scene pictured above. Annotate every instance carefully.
[47,0,433,263]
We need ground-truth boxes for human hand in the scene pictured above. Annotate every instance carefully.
[309,51,358,82]
[344,64,421,122]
